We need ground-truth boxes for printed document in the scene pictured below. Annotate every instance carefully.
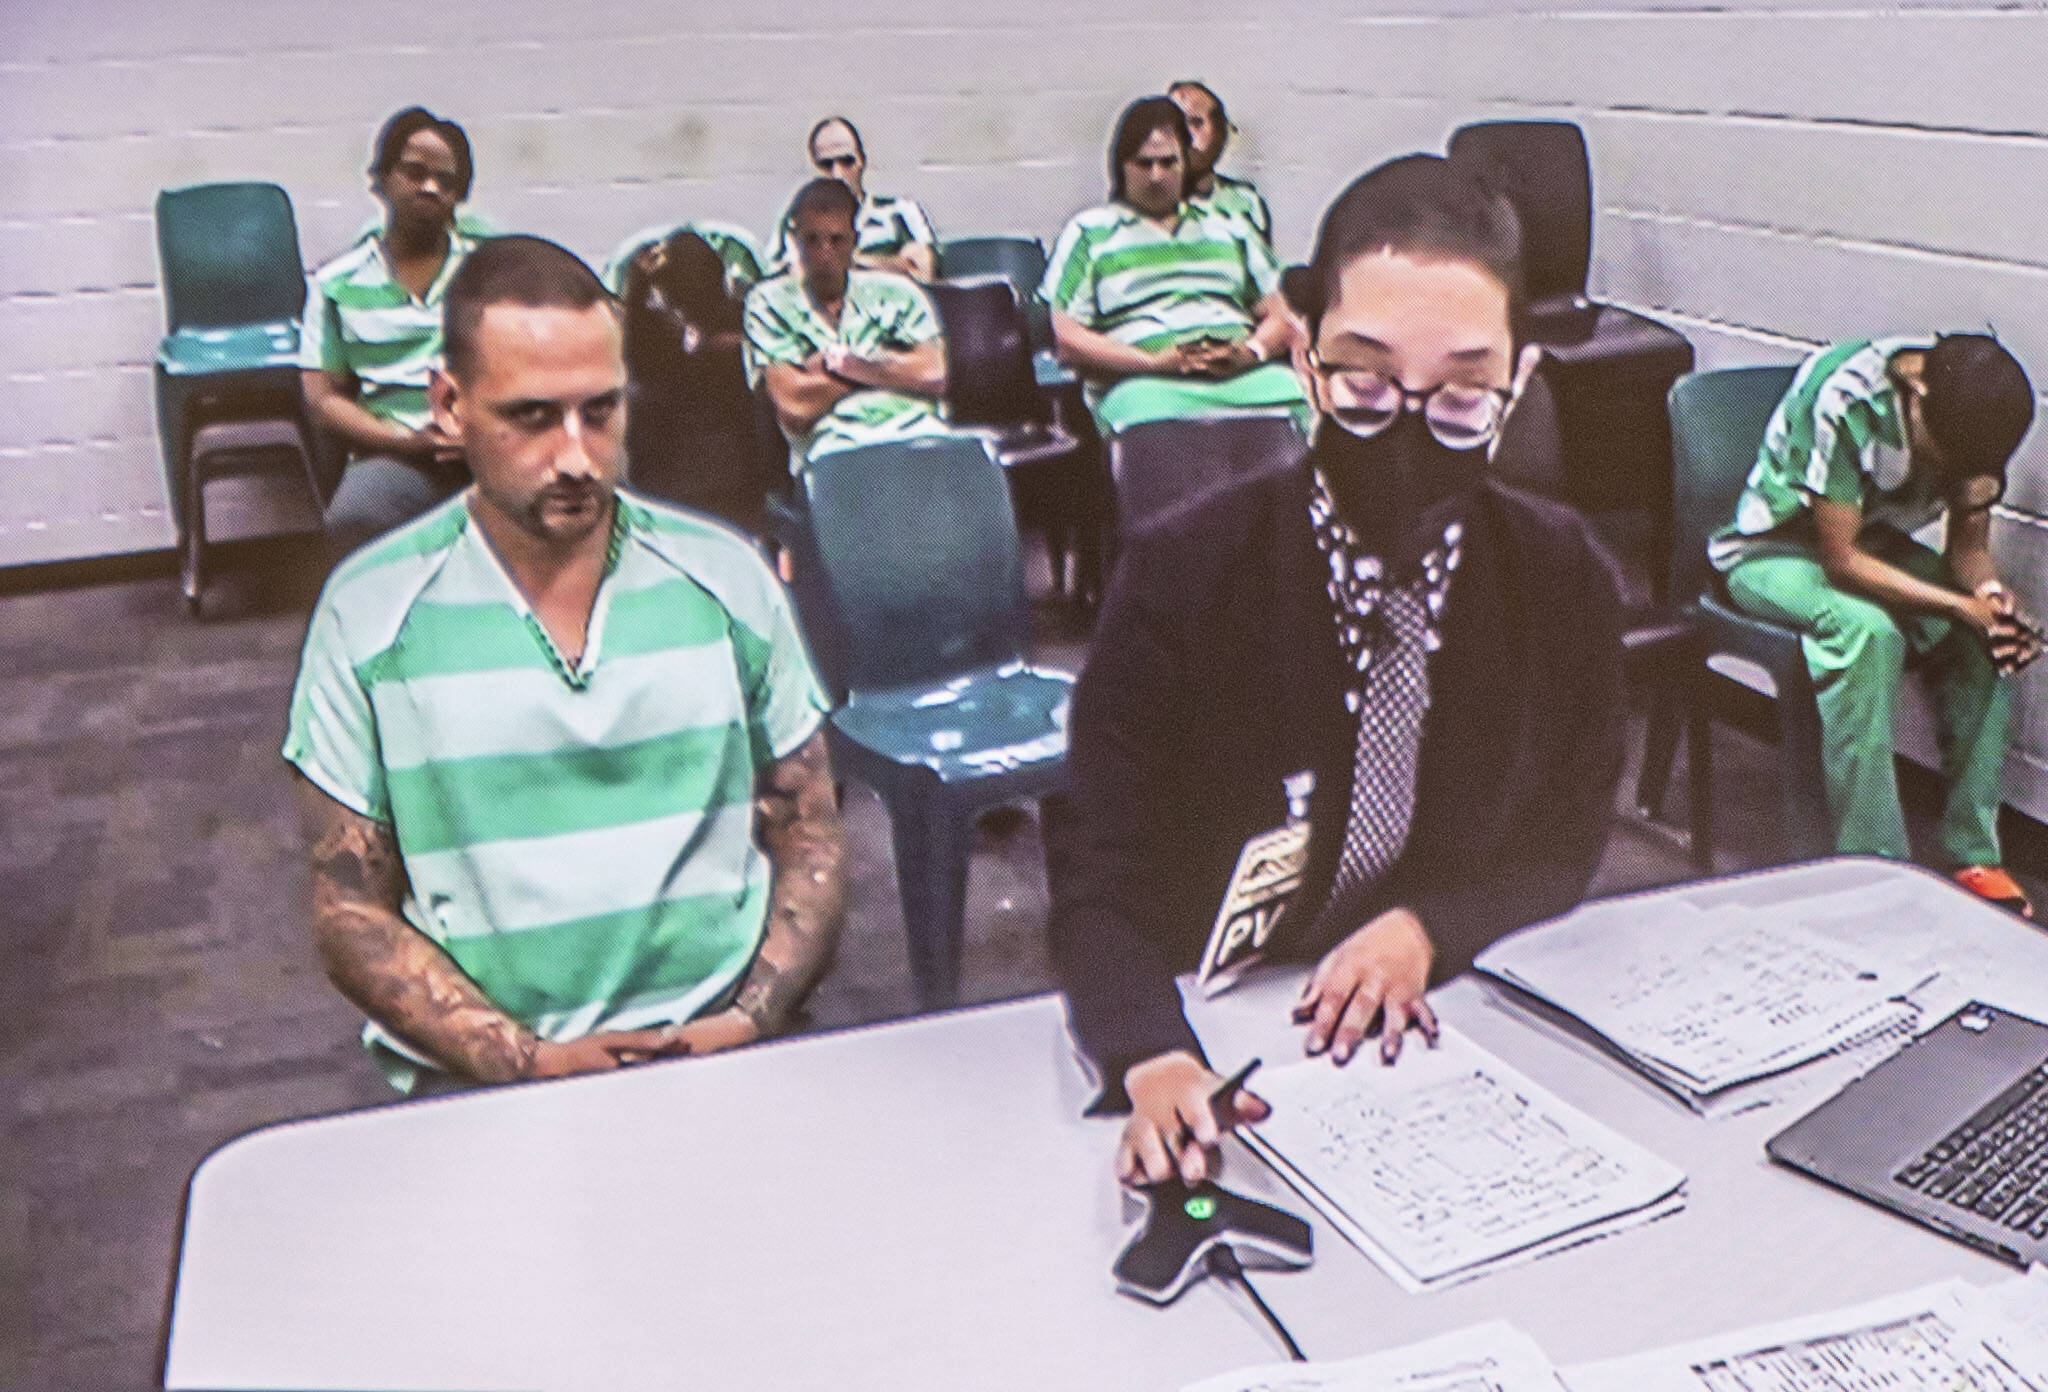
[1243,1026,1685,1291]
[1183,1320,1565,1392]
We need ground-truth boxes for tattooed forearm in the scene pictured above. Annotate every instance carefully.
[736,730,847,1035]
[294,776,538,1083]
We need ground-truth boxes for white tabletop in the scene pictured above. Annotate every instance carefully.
[164,857,2048,1390]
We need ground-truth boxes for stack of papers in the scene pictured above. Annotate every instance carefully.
[1183,1320,1564,1392]
[1560,1269,2048,1391]
[1241,1026,1686,1291]
[1182,1270,2048,1392]
[1475,897,1934,1114]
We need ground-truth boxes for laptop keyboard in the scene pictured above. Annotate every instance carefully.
[1894,1062,2048,1237]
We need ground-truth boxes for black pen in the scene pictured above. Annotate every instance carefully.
[1209,1056,1263,1131]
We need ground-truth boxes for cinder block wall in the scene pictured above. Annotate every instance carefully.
[7,0,2048,813]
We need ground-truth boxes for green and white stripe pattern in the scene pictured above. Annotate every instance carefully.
[1191,172,1272,246]
[1039,198,1304,431]
[769,191,936,270]
[299,227,479,434]
[742,267,950,463]
[1711,335,1942,571]
[1039,199,1280,356]
[283,491,828,1089]
[602,220,768,298]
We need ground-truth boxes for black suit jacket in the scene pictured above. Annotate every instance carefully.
[1045,462,1626,1107]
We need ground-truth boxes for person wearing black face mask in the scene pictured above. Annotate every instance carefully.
[1043,154,1627,1190]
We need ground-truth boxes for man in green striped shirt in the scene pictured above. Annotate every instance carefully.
[1169,81,1274,247]
[302,107,485,562]
[285,235,845,1093]
[767,117,938,281]
[1712,334,2039,913]
[1041,96,1305,435]
[746,178,950,466]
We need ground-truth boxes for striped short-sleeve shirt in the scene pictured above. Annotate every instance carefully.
[602,220,768,298]
[1710,335,1942,571]
[1039,199,1281,358]
[742,267,950,463]
[283,490,829,1088]
[1190,172,1273,246]
[298,227,479,434]
[770,191,936,272]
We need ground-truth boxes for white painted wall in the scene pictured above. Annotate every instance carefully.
[7,0,2048,811]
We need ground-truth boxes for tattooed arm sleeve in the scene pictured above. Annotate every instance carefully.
[732,729,847,1036]
[294,774,539,1083]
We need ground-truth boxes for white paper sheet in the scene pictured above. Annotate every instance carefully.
[1181,1319,1566,1392]
[1560,1275,2048,1392]
[1244,1027,1685,1290]
[1476,897,1931,1105]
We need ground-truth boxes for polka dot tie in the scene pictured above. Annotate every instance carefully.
[1307,471,1462,900]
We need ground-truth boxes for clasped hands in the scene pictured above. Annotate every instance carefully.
[1968,581,2044,674]
[1117,907,1439,1187]
[523,1007,761,1080]
[1156,336,1260,380]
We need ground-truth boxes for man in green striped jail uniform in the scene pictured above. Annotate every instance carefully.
[302,107,489,563]
[284,234,847,1094]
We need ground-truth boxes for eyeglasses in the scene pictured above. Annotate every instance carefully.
[813,154,859,172]
[1308,352,1514,449]
[392,158,458,192]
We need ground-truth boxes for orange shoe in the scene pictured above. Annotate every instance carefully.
[1955,865,2035,919]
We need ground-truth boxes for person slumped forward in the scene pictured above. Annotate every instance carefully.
[285,235,846,1093]
[1713,333,2041,915]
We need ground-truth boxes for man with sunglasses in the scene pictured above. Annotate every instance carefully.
[1046,154,1626,1188]
[1712,334,2040,914]
[767,117,936,282]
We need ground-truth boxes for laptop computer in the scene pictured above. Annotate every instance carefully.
[1768,1001,2048,1266]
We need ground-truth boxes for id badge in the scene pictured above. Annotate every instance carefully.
[1196,807,1312,999]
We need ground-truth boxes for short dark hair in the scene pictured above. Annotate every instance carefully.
[1282,153,1525,334]
[788,176,860,228]
[808,116,865,161]
[370,106,474,201]
[441,235,614,382]
[1109,96,1191,203]
[1923,333,2036,480]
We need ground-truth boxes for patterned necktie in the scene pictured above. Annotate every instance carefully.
[1307,472,1462,899]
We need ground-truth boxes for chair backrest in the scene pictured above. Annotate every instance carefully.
[1446,121,1592,306]
[1668,364,1798,602]
[803,434,1029,692]
[1489,366,1564,498]
[155,182,305,332]
[924,280,1047,431]
[1108,414,1306,534]
[938,236,1047,291]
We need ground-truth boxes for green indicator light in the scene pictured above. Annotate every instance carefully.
[1184,1196,1217,1221]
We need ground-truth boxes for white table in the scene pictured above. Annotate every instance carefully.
[164,858,2048,1390]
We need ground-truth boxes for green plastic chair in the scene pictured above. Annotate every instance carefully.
[1669,365,1832,859]
[153,182,315,613]
[801,434,1075,1007]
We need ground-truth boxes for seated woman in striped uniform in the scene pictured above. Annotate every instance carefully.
[1039,95,1308,436]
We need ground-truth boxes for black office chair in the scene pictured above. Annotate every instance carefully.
[1496,368,1712,867]
[937,236,1052,354]
[926,278,1098,600]
[1105,412,1305,539]
[1447,120,1696,599]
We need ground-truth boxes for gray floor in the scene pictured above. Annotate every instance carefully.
[0,529,2028,1390]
